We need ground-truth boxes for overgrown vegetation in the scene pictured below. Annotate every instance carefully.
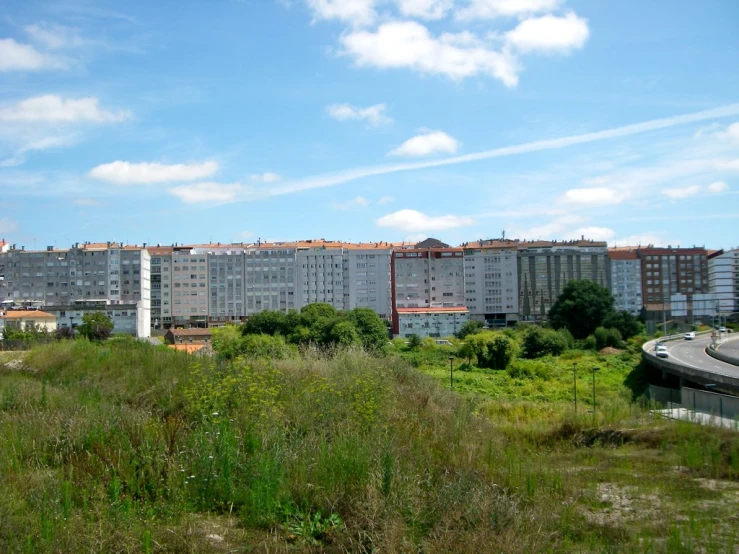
[2,338,739,553]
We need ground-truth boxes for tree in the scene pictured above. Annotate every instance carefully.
[547,280,615,339]
[407,334,423,349]
[300,303,338,324]
[241,333,293,359]
[326,320,360,347]
[456,320,484,340]
[521,326,568,359]
[78,312,114,341]
[346,308,389,351]
[242,310,287,336]
[211,325,244,360]
[466,332,517,370]
[602,310,643,340]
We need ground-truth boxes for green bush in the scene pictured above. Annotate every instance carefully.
[466,332,517,370]
[521,326,568,359]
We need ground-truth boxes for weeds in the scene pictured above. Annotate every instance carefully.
[1,340,738,552]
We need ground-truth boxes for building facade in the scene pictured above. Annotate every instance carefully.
[517,240,610,321]
[638,246,709,319]
[0,242,150,337]
[708,248,739,317]
[463,240,519,327]
[608,248,643,315]
[395,307,469,338]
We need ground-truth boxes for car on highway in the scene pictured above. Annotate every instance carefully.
[655,345,669,358]
[718,327,728,333]
[684,332,696,340]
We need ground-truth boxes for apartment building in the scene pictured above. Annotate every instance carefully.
[170,246,209,326]
[639,246,709,319]
[0,242,151,336]
[147,245,172,328]
[343,243,393,319]
[295,242,348,310]
[207,248,246,323]
[463,239,519,327]
[708,248,739,316]
[608,248,643,315]
[396,307,469,338]
[517,240,610,321]
[391,238,465,335]
[245,242,299,314]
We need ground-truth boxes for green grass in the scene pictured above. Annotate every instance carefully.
[1,338,738,552]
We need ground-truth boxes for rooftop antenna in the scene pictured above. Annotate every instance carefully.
[501,230,506,240]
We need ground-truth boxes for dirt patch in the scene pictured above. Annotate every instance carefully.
[585,483,662,528]
[1,356,26,371]
[599,347,624,355]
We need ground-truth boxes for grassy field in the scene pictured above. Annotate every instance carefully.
[1,338,739,552]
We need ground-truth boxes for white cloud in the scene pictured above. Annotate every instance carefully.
[377,195,395,204]
[707,181,729,194]
[561,187,624,206]
[0,38,66,71]
[505,12,589,54]
[24,23,84,49]
[0,134,78,168]
[159,104,739,205]
[611,233,674,247]
[88,161,219,184]
[306,0,377,26]
[389,130,460,157]
[376,209,475,232]
[250,172,282,183]
[397,0,453,20]
[332,196,371,210]
[456,0,560,20]
[564,226,616,242]
[327,103,392,126]
[661,185,701,200]
[168,182,248,204]
[341,21,519,86]
[513,214,585,240]
[0,95,130,123]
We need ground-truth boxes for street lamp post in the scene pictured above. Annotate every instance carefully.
[592,367,600,419]
[572,362,578,414]
[449,356,455,391]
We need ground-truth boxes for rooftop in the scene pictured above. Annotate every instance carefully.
[167,328,213,336]
[2,310,56,319]
[396,307,469,314]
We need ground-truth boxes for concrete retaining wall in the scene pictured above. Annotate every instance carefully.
[706,340,739,368]
[682,387,739,420]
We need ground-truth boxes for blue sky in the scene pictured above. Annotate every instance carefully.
[1,0,738,250]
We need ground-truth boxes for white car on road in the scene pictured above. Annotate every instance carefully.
[684,332,696,340]
[655,345,669,358]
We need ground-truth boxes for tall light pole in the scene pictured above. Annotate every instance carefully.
[592,367,600,419]
[572,362,578,413]
[449,356,455,391]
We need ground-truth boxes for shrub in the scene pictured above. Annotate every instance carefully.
[77,311,114,341]
[407,334,423,349]
[521,326,568,359]
[466,332,517,370]
[456,320,484,339]
[594,327,623,349]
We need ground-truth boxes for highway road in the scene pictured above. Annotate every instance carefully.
[657,334,739,380]
[718,337,739,363]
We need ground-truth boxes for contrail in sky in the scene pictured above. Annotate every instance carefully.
[169,103,739,203]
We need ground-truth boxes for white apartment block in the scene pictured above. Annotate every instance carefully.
[463,240,519,327]
[171,247,209,325]
[396,307,469,338]
[708,248,739,315]
[392,247,465,310]
[608,249,643,315]
[0,242,150,337]
[344,245,392,319]
[245,244,298,314]
[296,244,347,310]
[208,249,246,323]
